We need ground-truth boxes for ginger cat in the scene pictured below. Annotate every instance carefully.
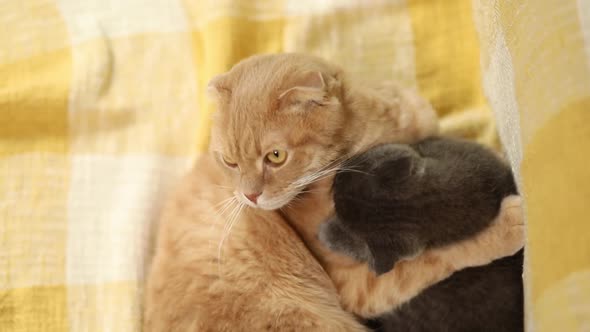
[144,54,524,331]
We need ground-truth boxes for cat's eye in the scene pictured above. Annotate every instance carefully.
[222,155,238,168]
[265,149,287,165]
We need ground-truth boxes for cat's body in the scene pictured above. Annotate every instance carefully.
[320,137,524,331]
[144,54,524,331]
[144,156,368,332]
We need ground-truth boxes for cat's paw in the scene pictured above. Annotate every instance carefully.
[489,195,525,258]
[444,195,524,271]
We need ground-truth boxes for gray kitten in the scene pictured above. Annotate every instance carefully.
[320,137,523,332]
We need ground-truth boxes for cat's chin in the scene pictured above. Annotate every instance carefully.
[257,203,285,211]
[257,198,294,211]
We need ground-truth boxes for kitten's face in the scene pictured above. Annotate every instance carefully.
[208,54,347,210]
[321,144,426,274]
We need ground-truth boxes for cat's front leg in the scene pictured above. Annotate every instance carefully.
[434,195,525,269]
[333,195,524,318]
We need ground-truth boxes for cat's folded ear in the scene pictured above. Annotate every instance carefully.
[278,71,339,109]
[206,74,231,102]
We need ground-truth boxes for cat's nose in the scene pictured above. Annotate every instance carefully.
[244,192,261,204]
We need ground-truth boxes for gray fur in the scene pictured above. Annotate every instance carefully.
[318,217,373,265]
[320,137,523,332]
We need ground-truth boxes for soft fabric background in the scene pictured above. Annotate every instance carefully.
[1,0,588,331]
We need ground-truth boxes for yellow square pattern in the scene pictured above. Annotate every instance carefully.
[0,50,71,155]
[0,286,68,332]
[1,0,589,331]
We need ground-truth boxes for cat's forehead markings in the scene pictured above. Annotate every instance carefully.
[238,140,260,158]
[231,125,262,157]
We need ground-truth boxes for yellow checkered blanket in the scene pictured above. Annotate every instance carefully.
[1,0,589,331]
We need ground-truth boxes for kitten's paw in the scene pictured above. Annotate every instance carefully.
[492,195,525,257]
[318,217,342,252]
[318,217,372,264]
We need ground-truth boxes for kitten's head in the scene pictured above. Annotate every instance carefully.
[332,143,424,220]
[208,54,349,210]
[323,144,427,275]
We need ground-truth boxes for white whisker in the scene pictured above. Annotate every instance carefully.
[288,153,376,194]
[213,196,237,210]
[212,197,238,225]
[336,167,373,176]
[224,204,245,243]
[290,165,342,190]
[216,200,245,275]
[208,196,238,251]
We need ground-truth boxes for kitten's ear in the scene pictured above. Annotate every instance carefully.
[378,154,416,184]
[278,71,336,108]
[206,74,231,102]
